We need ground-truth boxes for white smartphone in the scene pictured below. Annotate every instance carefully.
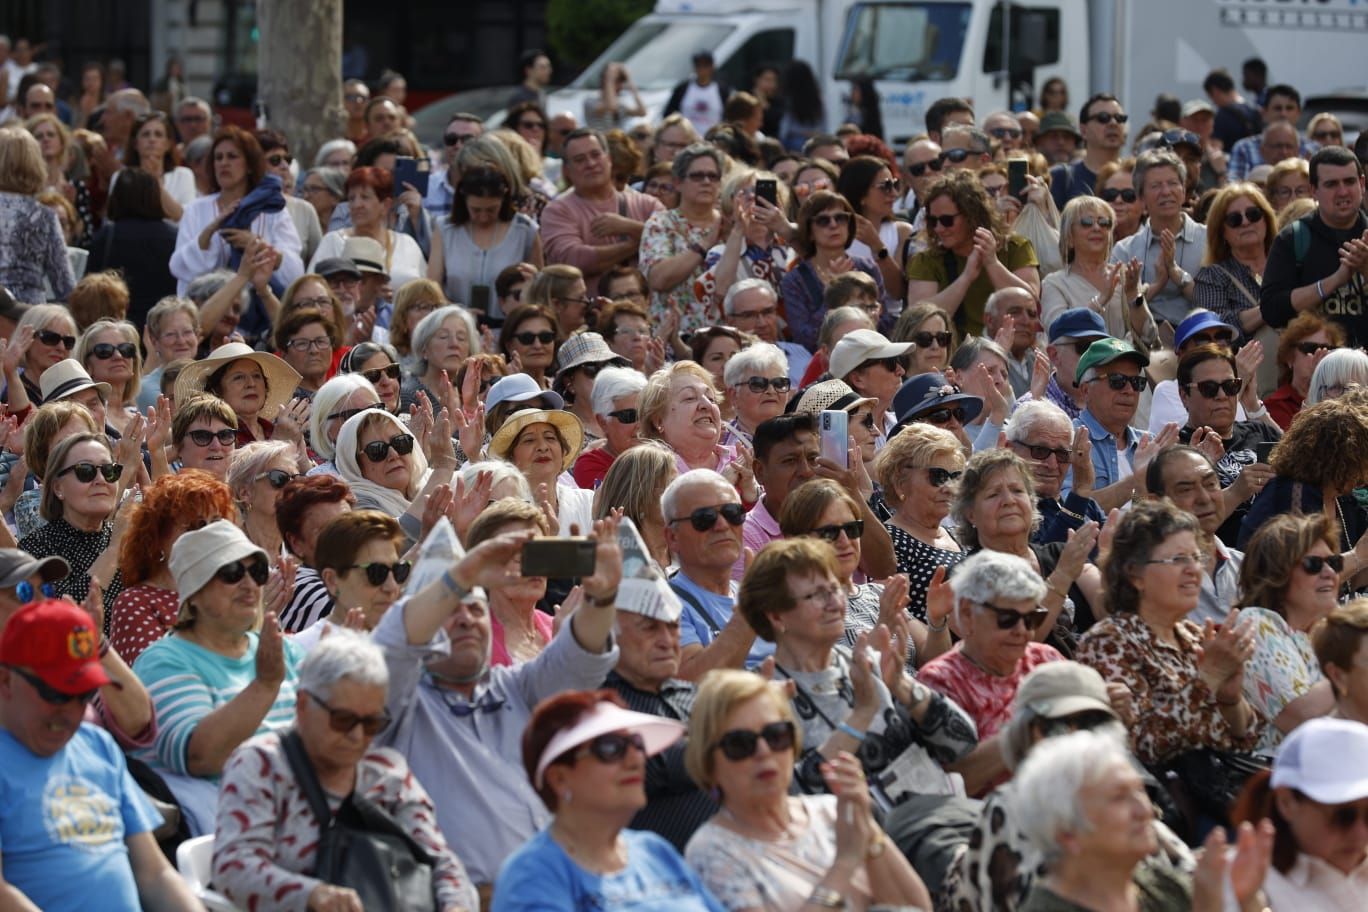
[820,410,849,469]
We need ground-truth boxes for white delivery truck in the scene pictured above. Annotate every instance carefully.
[547,0,1368,148]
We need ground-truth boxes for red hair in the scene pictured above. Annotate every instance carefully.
[275,475,357,556]
[119,471,238,584]
[844,134,897,170]
[344,165,394,201]
[522,689,625,811]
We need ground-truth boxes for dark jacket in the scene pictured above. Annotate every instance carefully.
[86,219,179,331]
[1260,209,1368,346]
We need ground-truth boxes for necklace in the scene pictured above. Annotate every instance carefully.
[551,823,627,874]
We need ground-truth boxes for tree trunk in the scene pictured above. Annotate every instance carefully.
[257,0,345,169]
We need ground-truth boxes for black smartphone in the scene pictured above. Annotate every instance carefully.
[1008,159,1028,197]
[470,284,492,313]
[1254,440,1276,464]
[755,178,778,206]
[521,538,597,578]
[392,155,430,197]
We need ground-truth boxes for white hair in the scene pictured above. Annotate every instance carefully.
[591,365,647,418]
[297,628,389,699]
[984,286,1036,321]
[314,138,357,168]
[309,374,380,461]
[412,305,480,375]
[226,440,296,499]
[722,342,788,389]
[1004,399,1073,444]
[660,468,734,524]
[1307,348,1368,405]
[1011,729,1136,864]
[949,549,1047,605]
[722,278,777,317]
[458,459,532,503]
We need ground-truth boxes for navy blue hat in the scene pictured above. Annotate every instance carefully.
[891,372,984,429]
[1174,309,1235,351]
[1047,308,1109,344]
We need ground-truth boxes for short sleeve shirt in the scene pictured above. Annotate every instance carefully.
[905,234,1038,337]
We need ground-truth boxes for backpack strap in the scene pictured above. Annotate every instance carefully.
[668,577,724,635]
[1292,219,1310,272]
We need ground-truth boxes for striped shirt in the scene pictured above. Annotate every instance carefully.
[279,567,334,633]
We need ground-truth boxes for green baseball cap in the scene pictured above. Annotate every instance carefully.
[1075,338,1149,384]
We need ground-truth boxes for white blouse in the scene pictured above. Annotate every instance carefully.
[169,192,304,295]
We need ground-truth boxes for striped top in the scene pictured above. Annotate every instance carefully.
[131,631,304,781]
[278,567,334,633]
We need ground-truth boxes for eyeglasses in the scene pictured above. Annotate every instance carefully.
[514,330,556,345]
[813,520,864,542]
[516,119,547,131]
[1185,332,1231,347]
[906,155,946,177]
[1311,130,1343,143]
[36,329,76,349]
[606,408,638,424]
[361,363,402,385]
[1297,341,1333,356]
[91,342,137,360]
[443,133,473,147]
[1100,187,1138,204]
[731,306,777,321]
[977,602,1050,631]
[875,177,901,193]
[926,466,963,487]
[286,336,331,353]
[1084,112,1129,125]
[921,407,967,427]
[912,331,952,348]
[344,93,368,103]
[186,428,237,447]
[989,126,1023,140]
[1223,206,1265,229]
[1077,216,1114,228]
[943,148,980,163]
[860,356,902,374]
[1184,378,1242,398]
[1015,442,1072,464]
[1096,373,1146,392]
[351,560,413,586]
[927,213,961,228]
[667,502,747,532]
[685,170,721,183]
[255,469,303,489]
[266,153,293,167]
[739,376,791,394]
[1144,552,1205,568]
[361,433,415,463]
[813,212,851,228]
[6,666,98,706]
[576,731,646,765]
[795,177,833,194]
[714,720,797,761]
[14,581,55,603]
[307,691,392,736]
[1158,129,1201,150]
[215,556,271,585]
[56,462,122,484]
[293,296,332,309]
[1302,553,1345,575]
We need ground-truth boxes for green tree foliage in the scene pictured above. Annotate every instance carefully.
[546,0,653,68]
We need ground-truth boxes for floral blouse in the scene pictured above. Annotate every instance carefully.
[638,208,720,334]
[1241,606,1324,750]
[1076,612,1265,766]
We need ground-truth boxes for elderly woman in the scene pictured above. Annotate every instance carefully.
[130,518,299,834]
[71,319,140,439]
[214,630,478,911]
[498,304,559,390]
[13,303,79,404]
[298,165,347,232]
[137,296,201,410]
[1096,157,1142,240]
[336,407,456,546]
[339,340,403,414]
[639,361,758,504]
[1078,499,1264,772]
[463,498,555,666]
[721,341,790,445]
[906,169,1040,339]
[175,341,307,448]
[227,440,300,557]
[272,306,337,398]
[1235,513,1339,748]
[524,264,591,340]
[593,441,677,569]
[0,125,75,304]
[779,190,884,351]
[891,302,955,377]
[1040,196,1157,348]
[110,471,236,665]
[309,166,428,291]
[306,373,382,476]
[1306,346,1368,407]
[572,365,647,490]
[168,393,237,482]
[493,689,713,911]
[289,510,409,650]
[683,669,932,912]
[790,379,881,480]
[696,166,794,316]
[1263,313,1342,430]
[1264,158,1312,214]
[736,538,978,809]
[431,165,542,306]
[389,278,444,363]
[12,399,100,537]
[488,407,593,536]
[638,143,725,334]
[1194,184,1278,357]
[552,333,629,444]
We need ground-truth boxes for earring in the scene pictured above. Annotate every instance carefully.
[561,789,572,805]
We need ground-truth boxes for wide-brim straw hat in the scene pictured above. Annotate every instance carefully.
[489,408,585,472]
[175,342,302,422]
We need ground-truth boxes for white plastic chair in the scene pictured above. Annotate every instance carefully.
[175,834,243,912]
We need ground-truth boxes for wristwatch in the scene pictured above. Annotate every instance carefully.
[876,247,890,260]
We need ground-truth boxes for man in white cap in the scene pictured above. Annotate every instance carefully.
[828,328,913,436]
[38,358,111,434]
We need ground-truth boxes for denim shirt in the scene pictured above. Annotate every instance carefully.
[1069,408,1143,497]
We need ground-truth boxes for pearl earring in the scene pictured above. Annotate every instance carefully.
[562,789,572,805]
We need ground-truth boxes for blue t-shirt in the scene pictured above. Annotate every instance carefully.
[670,572,775,668]
[0,724,161,911]
[492,827,724,912]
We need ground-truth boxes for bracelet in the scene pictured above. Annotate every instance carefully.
[876,247,890,261]
[441,569,470,602]
[98,636,111,659]
[1317,279,1328,301]
[585,589,618,607]
[1046,582,1069,600]
[808,886,846,909]
[1246,402,1268,419]
[927,615,948,633]
[837,722,866,742]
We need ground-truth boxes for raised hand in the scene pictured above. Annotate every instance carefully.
[0,323,33,376]
[1195,609,1256,696]
[449,469,493,543]
[1070,426,1095,493]
[271,397,311,445]
[255,611,286,688]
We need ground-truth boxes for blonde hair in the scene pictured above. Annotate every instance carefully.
[1202,183,1277,265]
[0,126,47,194]
[489,128,544,182]
[390,279,447,356]
[685,669,799,792]
[638,361,718,439]
[24,400,100,481]
[874,423,963,508]
[74,318,142,401]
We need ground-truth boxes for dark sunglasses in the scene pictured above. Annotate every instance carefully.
[1223,206,1265,229]
[37,329,76,349]
[362,433,415,463]
[979,602,1050,630]
[813,212,851,228]
[577,731,646,765]
[14,581,55,603]
[861,356,902,373]
[1098,373,1146,392]
[1159,129,1201,150]
[912,331,952,348]
[443,133,472,147]
[1078,216,1114,228]
[668,502,747,532]
[1302,553,1345,575]
[921,407,967,426]
[926,213,960,228]
[1017,442,1071,464]
[1100,187,1137,204]
[216,556,270,585]
[186,428,237,447]
[308,691,391,736]
[266,152,293,166]
[514,330,556,345]
[351,560,413,586]
[907,155,946,177]
[255,469,303,489]
[91,342,138,360]
[56,461,123,483]
[516,119,547,131]
[7,666,98,705]
[1296,791,1368,831]
[989,126,1023,139]
[927,466,963,487]
[742,376,791,394]
[328,404,382,424]
[361,363,402,385]
[1185,378,1242,399]
[579,361,611,380]
[1085,111,1129,125]
[1039,709,1118,737]
[715,721,797,761]
[943,147,978,163]
[875,178,901,193]
[1297,341,1334,356]
[813,520,864,542]
[1312,130,1343,143]
[853,411,876,430]
[607,408,639,424]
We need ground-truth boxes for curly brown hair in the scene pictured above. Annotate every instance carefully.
[1236,513,1337,616]
[1100,499,1200,615]
[1274,312,1345,387]
[1270,397,1368,494]
[920,168,1009,255]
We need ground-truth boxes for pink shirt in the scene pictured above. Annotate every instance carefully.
[540,186,662,290]
[734,498,780,580]
[918,641,1064,739]
[489,609,556,668]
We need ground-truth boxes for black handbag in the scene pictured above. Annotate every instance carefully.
[1155,747,1270,842]
[280,730,437,912]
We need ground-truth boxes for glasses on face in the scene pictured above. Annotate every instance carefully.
[344,93,368,103]
[293,296,332,309]
[1078,216,1114,228]
[860,356,902,374]
[906,155,946,177]
[1159,129,1201,150]
[921,407,967,427]
[1016,442,1071,464]
[186,427,237,447]
[1097,373,1146,392]
[516,119,547,131]
[1100,188,1137,205]
[977,602,1050,631]
[443,133,473,147]
[668,502,747,532]
[216,556,271,585]
[577,731,646,765]
[329,404,381,424]
[927,213,961,229]
[851,410,876,430]
[740,376,791,394]
[1144,552,1205,568]
[361,363,402,385]
[911,331,952,349]
[1312,130,1343,143]
[606,408,639,424]
[307,691,392,736]
[14,581,55,603]
[944,147,981,163]
[1184,378,1242,399]
[266,153,292,167]
[1085,111,1129,125]
[813,212,851,228]
[989,126,1023,140]
[644,179,675,195]
[1223,206,1264,229]
[7,666,98,706]
[33,329,72,349]
[351,560,413,586]
[686,170,721,183]
[925,466,963,487]
[813,520,864,542]
[983,183,1006,197]
[1186,332,1231,348]
[1297,341,1333,356]
[714,720,797,761]
[286,336,331,353]
[795,178,832,194]
[362,433,415,463]
[731,306,777,322]
[875,177,901,194]
[514,330,556,346]
[255,469,303,489]
[91,342,137,360]
[1302,553,1345,575]
[56,461,123,484]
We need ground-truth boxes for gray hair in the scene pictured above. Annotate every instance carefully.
[1308,348,1368,405]
[722,342,788,389]
[145,296,201,339]
[309,374,380,461]
[722,278,776,317]
[297,628,389,700]
[108,89,150,117]
[942,124,992,155]
[183,135,213,166]
[949,549,1047,606]
[1004,399,1073,444]
[591,365,647,418]
[226,440,296,500]
[304,165,348,199]
[949,334,1010,374]
[984,287,1037,321]
[1011,729,1136,865]
[818,306,874,350]
[458,459,533,503]
[412,305,480,375]
[661,468,734,524]
[186,269,248,309]
[16,302,75,337]
[671,142,725,183]
[177,96,211,116]
[1132,149,1186,194]
[313,140,356,169]
[1056,195,1116,266]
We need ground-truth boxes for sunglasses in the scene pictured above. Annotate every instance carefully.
[1100,187,1137,204]
[7,666,98,705]
[861,356,902,374]
[91,342,137,360]
[989,126,1023,139]
[685,171,722,183]
[852,411,876,430]
[607,408,638,424]
[308,691,391,736]
[1078,216,1114,228]
[362,433,415,463]
[576,731,646,765]
[912,331,952,348]
[1185,378,1242,399]
[1312,130,1343,143]
[1084,112,1129,125]
[978,602,1050,630]
[813,520,864,542]
[329,404,381,423]
[516,119,547,131]
[714,721,797,761]
[1097,373,1146,392]
[1159,129,1201,150]
[1017,442,1071,464]
[37,329,76,349]
[443,133,472,147]
[1297,341,1333,356]
[740,376,791,394]
[14,581,55,603]
[255,469,303,489]
[927,466,963,487]
[1296,791,1368,831]
[266,153,293,167]
[813,212,851,228]
[927,213,960,229]
[1223,206,1264,229]
[906,155,946,177]
[351,560,413,586]
[1302,553,1345,575]
[668,502,747,532]
[921,406,967,426]
[185,427,237,447]
[943,148,978,163]
[361,363,402,385]
[578,361,610,380]
[216,556,271,585]
[875,178,901,193]
[514,330,556,346]
[56,461,123,483]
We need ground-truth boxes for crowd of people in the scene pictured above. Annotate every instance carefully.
[0,36,1367,912]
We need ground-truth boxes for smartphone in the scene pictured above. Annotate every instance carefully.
[521,538,597,579]
[1008,159,1028,198]
[755,178,778,207]
[820,410,849,470]
[392,155,430,197]
[1254,441,1276,464]
[469,284,492,313]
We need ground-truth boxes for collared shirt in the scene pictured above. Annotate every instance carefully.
[669,570,774,668]
[734,499,780,580]
[1071,408,1144,497]
[1263,851,1368,911]
[1005,346,1037,400]
[423,168,456,217]
[1019,373,1083,420]
[1190,540,1243,627]
[1227,134,1319,181]
[1110,214,1208,326]
[1035,492,1106,546]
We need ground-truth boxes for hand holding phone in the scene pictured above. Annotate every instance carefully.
[820,410,849,470]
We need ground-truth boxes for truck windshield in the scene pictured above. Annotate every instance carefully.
[569,20,736,91]
[836,3,973,81]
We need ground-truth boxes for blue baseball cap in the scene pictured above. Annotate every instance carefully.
[1174,309,1235,351]
[891,372,983,430]
[1047,308,1109,344]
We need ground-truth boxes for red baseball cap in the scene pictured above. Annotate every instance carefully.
[0,600,110,694]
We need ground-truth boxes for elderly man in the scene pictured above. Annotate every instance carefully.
[1005,400,1105,545]
[982,111,1024,157]
[940,124,993,171]
[830,329,913,434]
[541,128,662,293]
[664,468,770,679]
[102,88,150,162]
[0,600,201,911]
[1227,84,1318,181]
[173,96,212,144]
[1033,112,1081,166]
[1072,338,1169,510]
[1024,308,1111,419]
[983,286,1042,399]
[722,278,811,381]
[1050,93,1128,210]
[572,365,646,489]
[374,521,623,893]
[424,112,484,218]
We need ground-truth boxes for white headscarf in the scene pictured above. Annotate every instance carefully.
[335,409,430,516]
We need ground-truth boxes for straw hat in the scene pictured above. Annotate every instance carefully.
[488,408,585,472]
[174,342,302,421]
[39,359,111,403]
